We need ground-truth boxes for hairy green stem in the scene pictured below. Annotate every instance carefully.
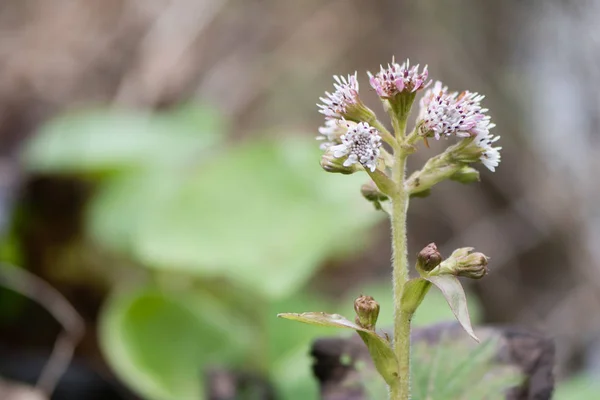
[369,118,398,150]
[389,103,413,400]
[390,153,410,399]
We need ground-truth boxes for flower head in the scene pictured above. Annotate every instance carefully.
[474,127,502,172]
[316,119,356,150]
[330,122,382,172]
[418,81,489,140]
[318,73,362,119]
[368,58,430,98]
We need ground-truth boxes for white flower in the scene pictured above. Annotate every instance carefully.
[330,122,382,172]
[316,119,356,150]
[474,124,501,172]
[418,81,489,139]
[368,58,430,98]
[317,73,360,119]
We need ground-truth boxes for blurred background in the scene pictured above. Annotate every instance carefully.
[0,0,599,399]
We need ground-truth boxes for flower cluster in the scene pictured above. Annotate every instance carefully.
[330,122,382,172]
[417,81,500,171]
[316,58,502,174]
[418,82,490,140]
[317,73,361,119]
[368,58,430,98]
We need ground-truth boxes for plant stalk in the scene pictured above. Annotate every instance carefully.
[390,111,411,400]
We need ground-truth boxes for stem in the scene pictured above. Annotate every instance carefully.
[389,99,413,399]
[370,118,398,150]
[390,152,411,399]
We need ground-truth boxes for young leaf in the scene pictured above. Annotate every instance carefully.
[278,311,360,330]
[99,289,237,400]
[426,275,479,342]
[278,312,399,386]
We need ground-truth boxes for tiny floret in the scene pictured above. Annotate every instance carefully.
[330,122,382,172]
[318,73,361,119]
[368,58,430,98]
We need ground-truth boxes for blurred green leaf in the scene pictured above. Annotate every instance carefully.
[99,288,235,400]
[22,103,224,174]
[86,170,180,253]
[555,374,600,400]
[268,294,334,400]
[96,136,382,299]
[412,337,522,400]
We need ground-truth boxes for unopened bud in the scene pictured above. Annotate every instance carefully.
[438,247,489,279]
[354,295,380,330]
[456,252,489,279]
[416,243,443,273]
[320,150,359,174]
[450,166,480,184]
[361,181,388,202]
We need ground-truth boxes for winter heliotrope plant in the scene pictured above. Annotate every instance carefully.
[278,58,501,400]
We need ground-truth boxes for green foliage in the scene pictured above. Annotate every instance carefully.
[554,374,600,400]
[411,338,522,400]
[114,138,380,299]
[100,289,234,400]
[22,104,383,400]
[362,338,522,400]
[22,103,223,174]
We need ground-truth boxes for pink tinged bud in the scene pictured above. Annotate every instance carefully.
[417,243,443,273]
[368,58,430,99]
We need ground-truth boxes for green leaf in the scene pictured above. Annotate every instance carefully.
[555,374,600,400]
[268,295,333,400]
[412,336,522,399]
[99,289,234,400]
[426,275,478,342]
[278,311,363,330]
[86,170,181,253]
[278,312,399,386]
[22,104,223,175]
[125,137,381,299]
